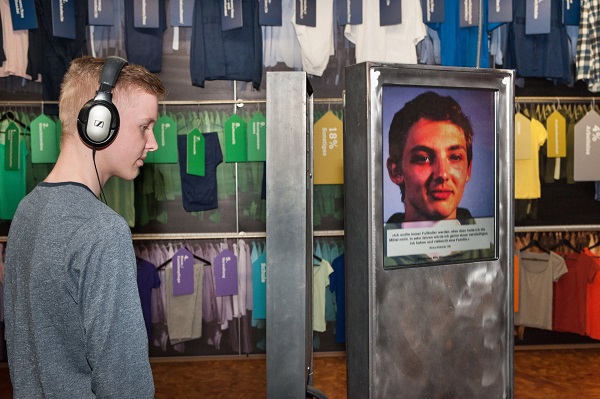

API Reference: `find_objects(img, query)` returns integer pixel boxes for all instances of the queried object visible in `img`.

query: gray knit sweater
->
[4,182,154,398]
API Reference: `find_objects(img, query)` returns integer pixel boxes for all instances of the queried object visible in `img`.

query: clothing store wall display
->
[224,114,248,163]
[190,0,262,89]
[514,250,567,330]
[515,117,547,199]
[51,0,76,39]
[8,0,37,30]
[214,249,238,297]
[259,0,282,26]
[314,110,344,185]
[30,114,59,163]
[345,0,426,65]
[573,109,600,181]
[148,115,178,164]
[177,133,222,212]
[88,0,115,26]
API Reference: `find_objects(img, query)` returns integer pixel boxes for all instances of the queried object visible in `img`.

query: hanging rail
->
[515,225,600,233]
[0,98,345,107]
[515,96,600,104]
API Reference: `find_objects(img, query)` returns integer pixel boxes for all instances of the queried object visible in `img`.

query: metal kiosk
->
[344,63,515,398]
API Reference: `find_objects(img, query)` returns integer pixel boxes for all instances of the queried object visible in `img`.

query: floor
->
[2,348,600,398]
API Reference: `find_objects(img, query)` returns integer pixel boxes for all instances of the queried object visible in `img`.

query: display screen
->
[382,85,497,268]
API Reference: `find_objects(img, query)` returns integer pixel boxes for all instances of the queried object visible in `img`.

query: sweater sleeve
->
[78,214,154,398]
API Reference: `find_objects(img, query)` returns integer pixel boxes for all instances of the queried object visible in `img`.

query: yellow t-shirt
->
[515,118,547,199]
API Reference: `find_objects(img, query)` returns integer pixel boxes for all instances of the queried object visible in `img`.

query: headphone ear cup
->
[77,99,120,149]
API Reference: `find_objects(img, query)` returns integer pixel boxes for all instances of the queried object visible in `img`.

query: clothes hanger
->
[550,237,581,253]
[157,247,211,270]
[0,110,28,129]
[520,238,550,254]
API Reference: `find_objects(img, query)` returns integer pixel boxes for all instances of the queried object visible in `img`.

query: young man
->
[386,91,474,224]
[3,56,166,398]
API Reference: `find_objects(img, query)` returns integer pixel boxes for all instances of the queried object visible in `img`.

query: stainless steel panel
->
[345,63,515,399]
[266,72,314,398]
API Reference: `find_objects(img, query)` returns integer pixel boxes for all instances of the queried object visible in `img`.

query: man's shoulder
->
[387,212,406,224]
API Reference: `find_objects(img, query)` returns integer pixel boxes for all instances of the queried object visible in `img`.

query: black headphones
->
[77,56,129,149]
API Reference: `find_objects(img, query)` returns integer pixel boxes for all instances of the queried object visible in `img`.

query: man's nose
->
[432,157,449,180]
[146,130,159,151]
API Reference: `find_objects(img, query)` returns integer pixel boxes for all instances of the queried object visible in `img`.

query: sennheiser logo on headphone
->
[94,120,105,128]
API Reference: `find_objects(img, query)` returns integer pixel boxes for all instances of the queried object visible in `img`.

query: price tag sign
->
[4,122,21,171]
[247,112,266,162]
[314,111,344,184]
[515,112,533,160]
[172,247,195,296]
[224,114,248,162]
[546,110,566,158]
[573,109,600,181]
[214,249,239,296]
[134,0,160,28]
[30,114,59,163]
[187,129,206,176]
[88,0,115,26]
[148,115,178,163]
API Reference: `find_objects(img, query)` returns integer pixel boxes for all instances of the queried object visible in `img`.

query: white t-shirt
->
[344,0,427,64]
[292,0,335,76]
[262,0,303,69]
[0,0,32,79]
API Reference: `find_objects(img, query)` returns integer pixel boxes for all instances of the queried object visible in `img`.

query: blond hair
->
[58,56,167,146]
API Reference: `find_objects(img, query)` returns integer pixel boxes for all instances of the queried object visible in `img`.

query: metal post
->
[266,72,314,398]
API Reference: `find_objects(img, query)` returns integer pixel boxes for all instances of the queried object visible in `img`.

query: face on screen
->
[388,118,472,222]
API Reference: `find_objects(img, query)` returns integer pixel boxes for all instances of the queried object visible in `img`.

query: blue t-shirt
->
[252,252,267,320]
[136,258,161,341]
[177,132,223,212]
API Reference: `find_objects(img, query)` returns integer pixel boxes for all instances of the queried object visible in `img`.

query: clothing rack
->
[515,225,600,233]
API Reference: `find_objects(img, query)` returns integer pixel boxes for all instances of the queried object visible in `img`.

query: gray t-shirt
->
[4,182,154,398]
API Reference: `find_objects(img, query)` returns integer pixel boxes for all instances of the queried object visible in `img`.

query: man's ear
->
[387,157,404,185]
